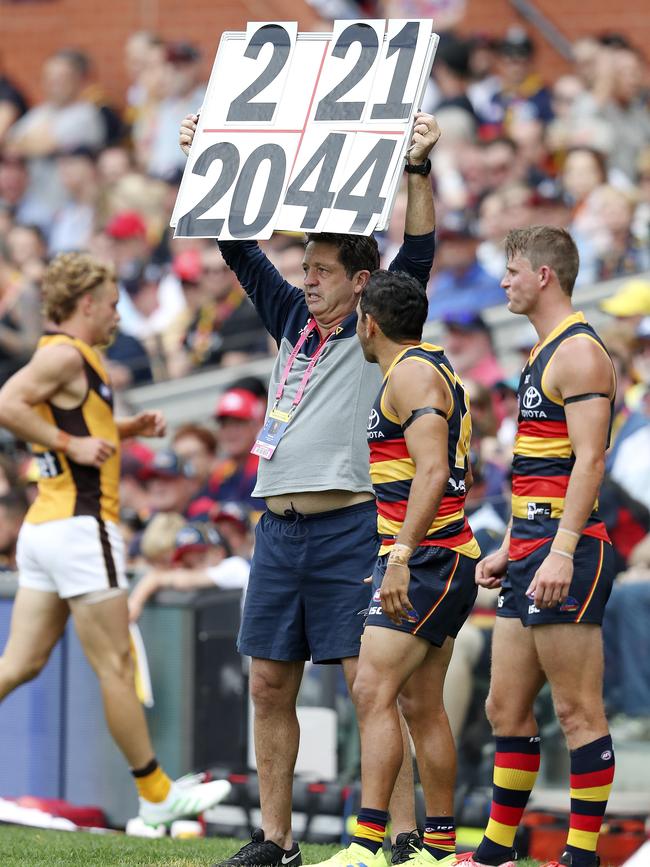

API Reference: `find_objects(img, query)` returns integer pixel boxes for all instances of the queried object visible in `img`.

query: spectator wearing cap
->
[128,520,250,622]
[146,41,206,181]
[442,312,506,387]
[105,209,150,298]
[489,27,553,133]
[210,500,254,559]
[427,222,505,319]
[119,441,155,536]
[140,448,201,516]
[208,387,265,511]
[601,277,650,329]
[106,210,185,352]
[172,246,269,377]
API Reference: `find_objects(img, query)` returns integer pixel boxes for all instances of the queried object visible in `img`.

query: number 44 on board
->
[171,19,438,240]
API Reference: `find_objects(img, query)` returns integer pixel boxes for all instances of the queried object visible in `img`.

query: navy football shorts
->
[498,535,614,626]
[364,545,478,646]
[238,501,378,663]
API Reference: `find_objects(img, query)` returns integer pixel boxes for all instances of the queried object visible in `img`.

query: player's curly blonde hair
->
[42,253,115,324]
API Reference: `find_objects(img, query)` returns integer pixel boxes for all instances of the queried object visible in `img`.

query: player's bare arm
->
[379,360,451,624]
[116,411,166,440]
[129,567,213,622]
[0,343,115,467]
[526,337,615,608]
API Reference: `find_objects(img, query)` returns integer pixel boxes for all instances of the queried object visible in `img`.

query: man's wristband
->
[404,158,431,176]
[550,548,574,560]
[552,528,579,556]
[54,430,71,454]
[388,542,414,565]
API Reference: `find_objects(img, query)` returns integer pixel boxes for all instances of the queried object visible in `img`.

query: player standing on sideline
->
[180,113,440,867]
[311,270,480,867]
[0,253,230,826]
[459,227,616,867]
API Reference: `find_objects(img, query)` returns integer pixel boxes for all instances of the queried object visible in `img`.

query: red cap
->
[105,211,147,240]
[172,249,202,283]
[214,388,261,421]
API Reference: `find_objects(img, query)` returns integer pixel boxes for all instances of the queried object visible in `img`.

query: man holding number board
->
[180,87,439,866]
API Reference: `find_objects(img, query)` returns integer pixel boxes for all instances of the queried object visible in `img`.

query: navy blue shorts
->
[364,546,478,646]
[497,535,614,626]
[238,501,378,663]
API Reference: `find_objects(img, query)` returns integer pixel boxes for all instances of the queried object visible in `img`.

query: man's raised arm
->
[390,112,440,287]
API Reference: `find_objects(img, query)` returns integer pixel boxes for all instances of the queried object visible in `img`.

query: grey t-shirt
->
[218,234,435,497]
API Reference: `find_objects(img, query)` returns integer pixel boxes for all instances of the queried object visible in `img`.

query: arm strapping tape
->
[401,406,447,432]
[564,392,610,405]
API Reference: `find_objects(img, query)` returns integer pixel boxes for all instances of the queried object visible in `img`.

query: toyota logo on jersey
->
[522,386,542,409]
[368,409,380,430]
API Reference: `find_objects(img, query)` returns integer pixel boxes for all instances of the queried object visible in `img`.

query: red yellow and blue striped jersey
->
[510,312,613,561]
[368,343,480,558]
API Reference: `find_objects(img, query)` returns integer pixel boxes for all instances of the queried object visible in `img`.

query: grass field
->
[0,827,542,867]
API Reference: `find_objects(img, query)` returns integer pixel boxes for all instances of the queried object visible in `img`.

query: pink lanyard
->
[274,318,336,410]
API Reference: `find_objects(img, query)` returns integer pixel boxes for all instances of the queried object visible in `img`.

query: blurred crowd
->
[0,16,649,763]
[0,27,649,385]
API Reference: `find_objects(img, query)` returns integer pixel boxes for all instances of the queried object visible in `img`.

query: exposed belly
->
[265,489,374,515]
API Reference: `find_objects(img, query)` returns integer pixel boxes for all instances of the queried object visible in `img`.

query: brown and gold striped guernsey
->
[25,333,120,525]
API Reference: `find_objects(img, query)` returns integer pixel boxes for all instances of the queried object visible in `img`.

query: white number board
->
[171,19,438,239]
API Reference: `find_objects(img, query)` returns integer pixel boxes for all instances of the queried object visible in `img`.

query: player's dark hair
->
[505,225,579,297]
[360,270,428,342]
[305,232,380,277]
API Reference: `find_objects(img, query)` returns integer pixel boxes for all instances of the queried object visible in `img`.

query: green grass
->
[0,826,541,867]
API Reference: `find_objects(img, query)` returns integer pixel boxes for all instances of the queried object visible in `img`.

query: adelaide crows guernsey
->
[25,333,120,525]
[368,343,480,558]
[510,312,612,560]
